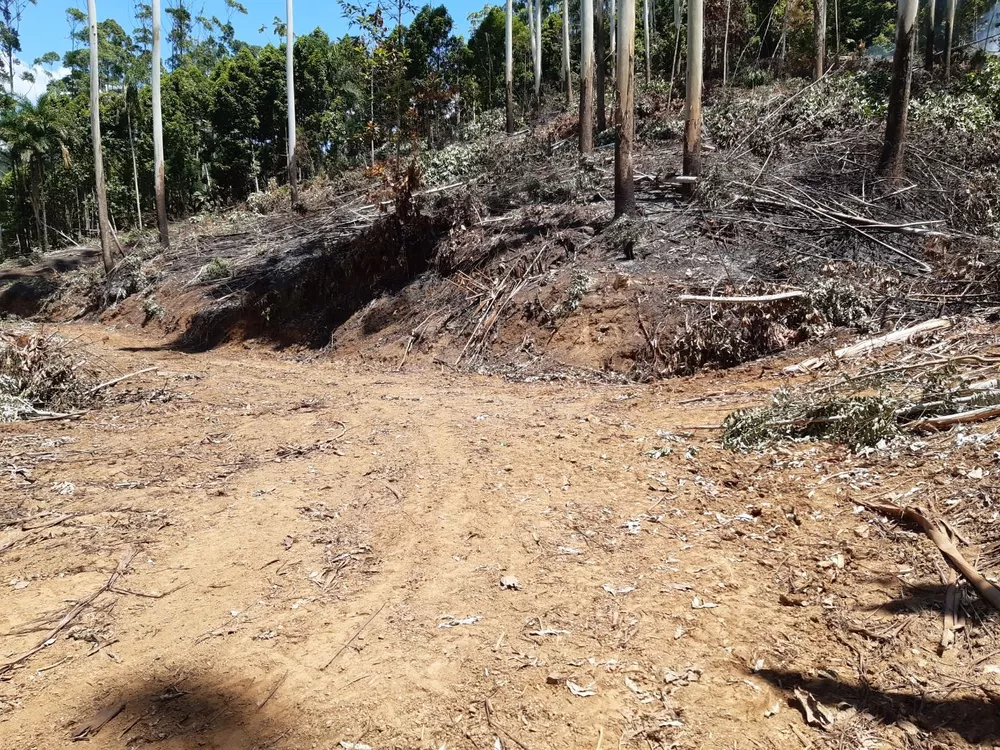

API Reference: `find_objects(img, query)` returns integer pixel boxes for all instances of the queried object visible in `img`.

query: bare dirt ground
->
[2,322,999,750]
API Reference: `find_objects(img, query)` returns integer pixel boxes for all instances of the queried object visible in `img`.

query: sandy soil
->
[1,323,999,750]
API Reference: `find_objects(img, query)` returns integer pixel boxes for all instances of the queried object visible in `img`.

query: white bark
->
[683,0,703,178]
[614,0,636,216]
[581,0,595,151]
[152,0,168,245]
[505,0,514,132]
[643,0,651,83]
[723,0,732,86]
[563,0,573,105]
[286,0,298,204]
[535,0,542,100]
[127,101,142,230]
[87,0,113,272]
[945,0,957,77]
[610,0,617,59]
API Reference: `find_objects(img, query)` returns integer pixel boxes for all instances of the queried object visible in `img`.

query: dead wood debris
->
[0,547,136,675]
[723,320,1000,449]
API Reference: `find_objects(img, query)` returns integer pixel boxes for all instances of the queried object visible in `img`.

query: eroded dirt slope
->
[1,324,998,750]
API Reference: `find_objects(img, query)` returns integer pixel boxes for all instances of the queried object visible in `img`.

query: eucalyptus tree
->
[880,0,919,181]
[87,0,114,272]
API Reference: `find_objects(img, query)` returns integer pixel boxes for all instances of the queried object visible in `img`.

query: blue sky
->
[18,0,487,97]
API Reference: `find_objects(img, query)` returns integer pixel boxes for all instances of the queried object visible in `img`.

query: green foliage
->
[0,2,485,256]
[722,391,900,451]
[806,280,875,332]
[909,92,995,133]
[200,257,231,281]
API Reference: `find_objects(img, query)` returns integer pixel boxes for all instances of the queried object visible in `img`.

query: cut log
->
[679,291,806,304]
[786,318,952,373]
[906,403,1000,431]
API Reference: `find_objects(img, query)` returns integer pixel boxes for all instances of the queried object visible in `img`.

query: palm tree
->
[0,95,68,252]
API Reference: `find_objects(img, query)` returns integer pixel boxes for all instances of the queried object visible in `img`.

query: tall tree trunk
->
[880,0,919,182]
[127,100,143,231]
[506,0,514,133]
[597,0,607,130]
[814,0,826,79]
[667,21,682,103]
[152,0,169,246]
[87,0,114,273]
[684,0,704,179]
[615,0,636,217]
[610,0,617,60]
[580,0,596,153]
[39,163,48,251]
[563,0,573,107]
[945,0,956,77]
[29,158,47,251]
[779,0,790,62]
[834,0,840,56]
[723,0,732,85]
[535,0,543,108]
[643,0,651,83]
[527,0,538,110]
[286,0,299,206]
[925,0,935,71]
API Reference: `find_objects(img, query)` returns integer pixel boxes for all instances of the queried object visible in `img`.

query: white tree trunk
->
[615,0,636,216]
[723,0,732,85]
[87,0,113,272]
[643,0,651,83]
[127,100,142,231]
[683,0,703,178]
[535,0,542,102]
[610,0,617,60]
[506,0,514,132]
[563,0,573,106]
[152,0,168,245]
[945,0,957,78]
[581,0,595,152]
[596,0,607,129]
[286,0,299,205]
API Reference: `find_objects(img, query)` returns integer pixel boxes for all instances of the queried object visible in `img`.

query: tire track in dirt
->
[5,324,996,749]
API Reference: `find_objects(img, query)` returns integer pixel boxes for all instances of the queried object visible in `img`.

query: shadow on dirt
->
[0,277,60,318]
[864,581,951,614]
[176,212,450,352]
[756,668,1000,744]
[73,671,291,749]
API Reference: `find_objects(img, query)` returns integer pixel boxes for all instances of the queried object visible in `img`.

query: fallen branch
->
[787,318,953,372]
[906,403,1000,431]
[0,547,136,675]
[939,566,962,654]
[859,502,1000,611]
[679,290,806,304]
[321,602,387,670]
[88,366,157,394]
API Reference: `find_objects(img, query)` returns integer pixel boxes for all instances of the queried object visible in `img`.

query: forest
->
[1,0,996,260]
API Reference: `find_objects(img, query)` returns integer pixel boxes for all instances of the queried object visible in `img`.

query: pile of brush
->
[0,328,99,421]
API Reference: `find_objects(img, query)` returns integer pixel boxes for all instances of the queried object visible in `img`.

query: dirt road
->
[1,324,997,749]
